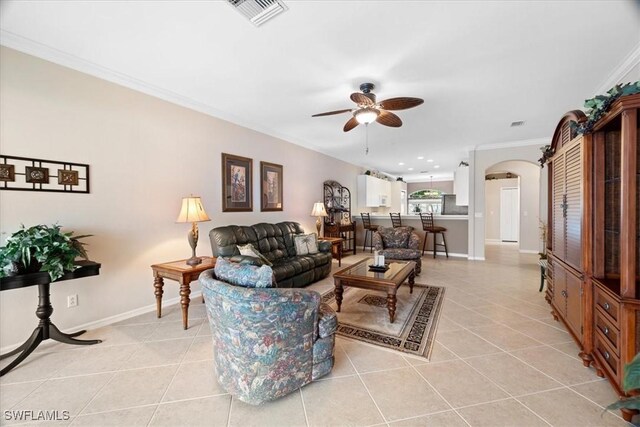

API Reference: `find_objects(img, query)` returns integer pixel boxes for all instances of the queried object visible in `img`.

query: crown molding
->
[473,137,550,151]
[595,41,640,95]
[0,29,309,151]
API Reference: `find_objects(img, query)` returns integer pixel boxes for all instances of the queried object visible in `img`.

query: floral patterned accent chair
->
[199,258,337,405]
[373,226,422,275]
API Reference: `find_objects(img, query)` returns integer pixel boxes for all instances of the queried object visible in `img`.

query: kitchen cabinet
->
[390,181,407,213]
[357,175,391,207]
[454,164,469,206]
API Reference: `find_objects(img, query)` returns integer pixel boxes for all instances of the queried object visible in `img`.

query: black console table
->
[0,261,102,376]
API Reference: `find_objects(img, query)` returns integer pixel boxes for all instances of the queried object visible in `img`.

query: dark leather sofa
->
[209,221,332,288]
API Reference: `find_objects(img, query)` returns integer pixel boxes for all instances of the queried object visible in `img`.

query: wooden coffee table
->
[332,258,416,323]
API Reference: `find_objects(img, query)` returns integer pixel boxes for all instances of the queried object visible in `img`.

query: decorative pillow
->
[237,243,273,267]
[294,233,319,255]
[214,257,273,288]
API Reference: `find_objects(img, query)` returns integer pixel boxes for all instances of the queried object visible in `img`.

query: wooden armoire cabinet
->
[547,93,640,421]
[547,110,592,360]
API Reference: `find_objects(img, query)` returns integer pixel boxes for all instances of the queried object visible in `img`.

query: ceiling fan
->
[312,83,424,132]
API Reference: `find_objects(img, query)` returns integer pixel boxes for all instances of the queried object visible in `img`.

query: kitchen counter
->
[363,214,468,220]
[351,214,469,257]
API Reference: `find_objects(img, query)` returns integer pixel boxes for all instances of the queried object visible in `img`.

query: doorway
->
[500,187,519,242]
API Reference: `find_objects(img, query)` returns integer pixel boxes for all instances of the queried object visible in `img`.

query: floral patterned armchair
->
[373,226,422,275]
[199,258,336,405]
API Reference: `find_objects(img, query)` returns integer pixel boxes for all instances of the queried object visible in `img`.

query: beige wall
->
[0,47,360,349]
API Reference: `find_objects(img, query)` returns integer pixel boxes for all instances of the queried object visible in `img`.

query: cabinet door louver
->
[553,155,566,259]
[561,122,572,147]
[565,143,583,270]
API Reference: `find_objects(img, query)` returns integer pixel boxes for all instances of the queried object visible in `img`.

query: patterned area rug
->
[322,283,445,361]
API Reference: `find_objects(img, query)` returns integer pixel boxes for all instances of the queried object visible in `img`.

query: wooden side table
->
[319,237,343,266]
[151,257,216,330]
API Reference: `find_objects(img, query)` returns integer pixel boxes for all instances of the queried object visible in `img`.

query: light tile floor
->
[0,245,632,426]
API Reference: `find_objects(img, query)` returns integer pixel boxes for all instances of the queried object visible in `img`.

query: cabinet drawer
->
[594,311,620,356]
[594,286,620,324]
[594,333,620,378]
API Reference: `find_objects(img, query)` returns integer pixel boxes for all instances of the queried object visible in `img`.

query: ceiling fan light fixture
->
[354,107,380,124]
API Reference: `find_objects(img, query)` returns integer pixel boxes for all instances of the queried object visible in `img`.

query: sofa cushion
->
[294,234,318,255]
[237,243,273,266]
[380,248,422,260]
[252,223,290,261]
[214,257,273,288]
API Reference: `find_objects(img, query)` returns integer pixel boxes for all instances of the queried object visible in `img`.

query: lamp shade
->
[354,107,380,124]
[310,202,328,217]
[176,196,211,223]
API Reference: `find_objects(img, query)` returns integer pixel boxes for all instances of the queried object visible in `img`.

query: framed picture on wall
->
[222,153,253,212]
[260,161,283,212]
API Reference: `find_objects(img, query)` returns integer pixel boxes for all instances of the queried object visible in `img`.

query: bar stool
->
[390,213,402,228]
[361,213,379,253]
[419,213,449,258]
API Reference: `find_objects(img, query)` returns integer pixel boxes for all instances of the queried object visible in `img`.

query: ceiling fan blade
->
[311,109,353,117]
[377,110,403,127]
[378,97,424,111]
[343,116,360,132]
[350,92,374,106]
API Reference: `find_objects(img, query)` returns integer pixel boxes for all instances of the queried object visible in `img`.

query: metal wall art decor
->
[260,161,283,212]
[222,153,253,212]
[0,155,90,193]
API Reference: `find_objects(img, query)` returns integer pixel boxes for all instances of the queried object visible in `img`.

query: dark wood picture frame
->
[0,164,15,182]
[222,153,253,212]
[25,167,49,184]
[260,161,283,212]
[58,169,79,186]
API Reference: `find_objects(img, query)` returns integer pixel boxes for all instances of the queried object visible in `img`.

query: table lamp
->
[176,196,211,266]
[310,202,328,237]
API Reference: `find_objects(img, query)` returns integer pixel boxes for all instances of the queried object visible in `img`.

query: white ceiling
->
[1,1,639,181]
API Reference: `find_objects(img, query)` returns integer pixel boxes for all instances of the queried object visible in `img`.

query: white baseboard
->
[421,251,468,259]
[519,249,540,254]
[467,257,486,261]
[0,291,202,354]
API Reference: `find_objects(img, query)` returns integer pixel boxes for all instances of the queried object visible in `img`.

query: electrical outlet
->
[67,294,78,308]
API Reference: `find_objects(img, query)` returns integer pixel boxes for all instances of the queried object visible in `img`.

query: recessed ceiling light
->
[398,162,404,166]
[434,165,440,169]
[427,159,434,163]
[408,167,414,171]
[417,156,424,160]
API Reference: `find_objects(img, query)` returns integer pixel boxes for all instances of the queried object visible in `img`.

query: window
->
[408,189,443,214]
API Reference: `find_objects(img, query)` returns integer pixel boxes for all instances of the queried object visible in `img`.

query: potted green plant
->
[538,220,548,260]
[0,224,91,281]
[607,353,640,413]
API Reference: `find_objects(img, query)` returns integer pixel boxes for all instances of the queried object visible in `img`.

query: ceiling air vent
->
[510,120,526,127]
[227,0,288,26]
